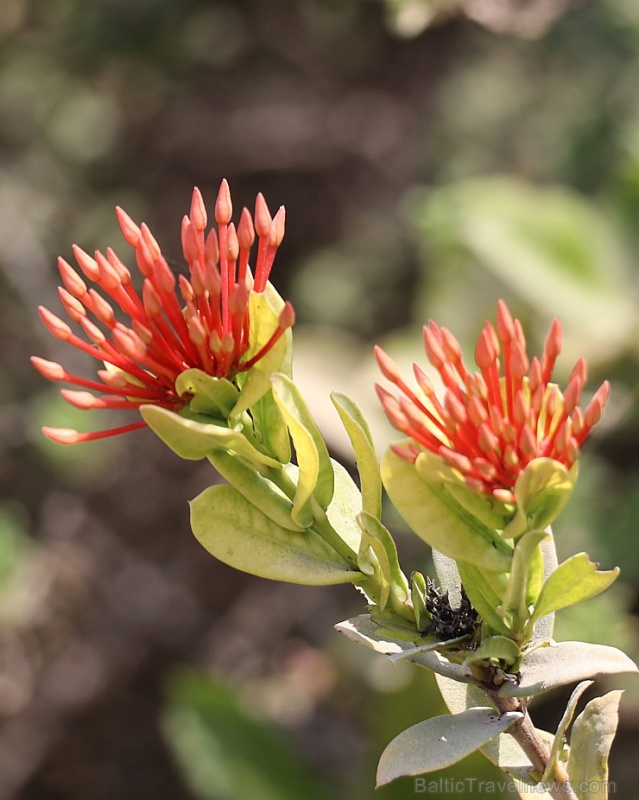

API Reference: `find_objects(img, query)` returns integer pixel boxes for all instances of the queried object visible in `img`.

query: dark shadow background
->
[2,1,639,798]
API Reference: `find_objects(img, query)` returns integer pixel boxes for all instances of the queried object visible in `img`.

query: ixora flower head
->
[32,181,294,445]
[375,301,610,540]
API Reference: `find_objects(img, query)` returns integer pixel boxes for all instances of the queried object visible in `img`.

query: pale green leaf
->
[499,642,638,699]
[190,485,358,586]
[330,392,382,519]
[381,448,512,572]
[529,553,619,626]
[416,450,513,530]
[141,405,280,466]
[568,691,623,800]
[325,459,363,554]
[376,708,522,787]
[271,373,334,526]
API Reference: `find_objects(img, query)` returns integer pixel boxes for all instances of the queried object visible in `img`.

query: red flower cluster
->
[32,181,294,443]
[375,301,609,502]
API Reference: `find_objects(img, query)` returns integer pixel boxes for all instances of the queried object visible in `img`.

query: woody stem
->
[488,692,578,800]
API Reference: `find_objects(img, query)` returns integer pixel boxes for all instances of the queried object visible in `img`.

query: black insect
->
[422,577,480,640]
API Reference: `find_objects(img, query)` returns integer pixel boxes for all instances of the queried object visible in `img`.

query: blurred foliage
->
[163,670,336,800]
[2,0,639,798]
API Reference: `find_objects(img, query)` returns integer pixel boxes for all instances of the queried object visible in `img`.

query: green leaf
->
[207,450,305,532]
[356,511,410,615]
[376,707,522,787]
[190,485,358,586]
[499,642,638,699]
[175,369,239,419]
[541,680,593,785]
[330,392,382,518]
[568,691,623,800]
[381,448,512,573]
[503,459,577,539]
[141,405,281,467]
[528,553,619,628]
[271,373,334,527]
[232,285,293,417]
[457,561,512,638]
[162,670,334,800]
[463,636,521,669]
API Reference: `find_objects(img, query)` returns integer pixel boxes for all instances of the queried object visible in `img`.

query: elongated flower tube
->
[32,181,294,444]
[375,301,609,504]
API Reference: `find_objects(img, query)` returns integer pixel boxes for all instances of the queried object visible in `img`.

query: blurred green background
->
[2,1,639,798]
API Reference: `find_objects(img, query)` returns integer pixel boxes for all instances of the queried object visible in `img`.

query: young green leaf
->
[271,373,334,527]
[568,690,623,800]
[190,485,358,586]
[528,553,619,628]
[463,636,521,669]
[175,369,239,418]
[457,561,512,638]
[331,392,382,518]
[503,459,577,539]
[376,708,522,787]
[356,511,410,616]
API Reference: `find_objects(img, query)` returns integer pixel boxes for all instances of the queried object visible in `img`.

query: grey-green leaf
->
[376,708,522,787]
[335,614,475,684]
[542,681,593,785]
[435,674,556,796]
[499,642,638,698]
[568,690,623,800]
